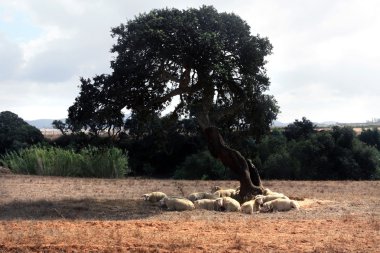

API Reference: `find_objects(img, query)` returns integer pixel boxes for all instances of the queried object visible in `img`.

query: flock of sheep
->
[142,185,300,214]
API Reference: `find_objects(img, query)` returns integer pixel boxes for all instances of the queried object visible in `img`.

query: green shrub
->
[173,150,229,180]
[262,152,299,179]
[0,111,44,154]
[79,147,128,178]
[0,146,129,178]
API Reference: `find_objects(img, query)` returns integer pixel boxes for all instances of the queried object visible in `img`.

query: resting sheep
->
[260,199,299,212]
[241,199,261,214]
[194,199,223,211]
[220,197,241,212]
[263,188,287,197]
[255,194,289,205]
[187,192,217,202]
[211,186,222,193]
[142,192,167,203]
[213,189,237,198]
[160,197,195,211]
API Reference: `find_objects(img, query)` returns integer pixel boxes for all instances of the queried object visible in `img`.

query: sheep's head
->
[214,198,223,211]
[211,186,222,193]
[142,194,150,201]
[255,197,264,205]
[159,197,168,207]
[261,202,272,212]
[263,188,273,196]
[291,200,300,210]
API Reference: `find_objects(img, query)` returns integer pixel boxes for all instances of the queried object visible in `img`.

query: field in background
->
[40,126,380,140]
[1,173,379,252]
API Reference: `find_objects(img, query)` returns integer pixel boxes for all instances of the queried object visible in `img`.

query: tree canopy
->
[0,111,44,154]
[68,6,278,137]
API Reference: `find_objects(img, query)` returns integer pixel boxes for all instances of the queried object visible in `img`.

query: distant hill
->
[26,119,64,129]
[26,118,378,130]
[271,120,288,127]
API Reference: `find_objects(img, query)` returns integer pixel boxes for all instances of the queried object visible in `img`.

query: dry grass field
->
[0,172,379,252]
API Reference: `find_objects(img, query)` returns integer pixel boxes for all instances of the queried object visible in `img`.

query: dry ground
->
[0,173,379,252]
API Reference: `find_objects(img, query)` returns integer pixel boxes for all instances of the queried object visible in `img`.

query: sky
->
[0,0,379,123]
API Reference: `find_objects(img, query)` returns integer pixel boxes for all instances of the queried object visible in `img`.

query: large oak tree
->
[69,6,278,200]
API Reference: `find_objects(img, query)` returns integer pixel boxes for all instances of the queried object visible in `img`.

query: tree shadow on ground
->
[0,199,163,220]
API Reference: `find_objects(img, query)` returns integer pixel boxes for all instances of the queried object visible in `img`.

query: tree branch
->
[147,68,202,109]
[212,80,247,122]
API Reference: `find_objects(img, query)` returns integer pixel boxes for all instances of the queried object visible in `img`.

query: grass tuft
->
[0,146,129,178]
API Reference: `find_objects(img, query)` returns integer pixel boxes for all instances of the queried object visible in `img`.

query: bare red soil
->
[1,174,379,252]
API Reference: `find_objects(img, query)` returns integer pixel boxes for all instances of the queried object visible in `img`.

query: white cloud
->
[0,34,23,80]
[0,0,379,123]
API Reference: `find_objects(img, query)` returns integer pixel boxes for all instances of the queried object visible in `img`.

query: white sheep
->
[260,199,300,212]
[160,197,195,211]
[187,192,217,202]
[193,199,222,211]
[263,188,287,197]
[211,185,222,193]
[211,185,240,193]
[241,199,261,214]
[142,192,167,203]
[221,197,241,212]
[255,194,289,205]
[213,189,237,198]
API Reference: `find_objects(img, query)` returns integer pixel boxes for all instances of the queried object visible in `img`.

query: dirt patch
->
[0,174,379,252]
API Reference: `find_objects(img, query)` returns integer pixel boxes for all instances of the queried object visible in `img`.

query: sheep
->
[160,197,195,211]
[260,199,300,213]
[187,192,218,202]
[255,194,289,205]
[241,199,261,214]
[142,192,167,203]
[211,185,240,193]
[193,199,222,211]
[263,188,287,197]
[211,185,222,193]
[221,197,241,212]
[213,189,237,198]
[214,198,224,211]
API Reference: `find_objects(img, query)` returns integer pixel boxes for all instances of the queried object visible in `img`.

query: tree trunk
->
[203,126,263,202]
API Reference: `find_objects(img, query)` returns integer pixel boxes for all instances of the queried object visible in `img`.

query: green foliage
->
[68,6,277,141]
[120,115,205,177]
[173,150,230,180]
[79,147,128,178]
[359,127,380,151]
[0,111,44,154]
[351,139,380,179]
[1,146,129,178]
[284,117,316,141]
[262,152,299,179]
[256,123,380,180]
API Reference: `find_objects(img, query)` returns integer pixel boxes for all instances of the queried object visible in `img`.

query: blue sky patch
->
[0,9,42,42]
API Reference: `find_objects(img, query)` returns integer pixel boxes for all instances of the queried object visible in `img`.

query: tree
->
[284,117,316,141]
[52,120,70,135]
[69,6,278,200]
[359,127,380,151]
[68,76,124,136]
[0,111,44,154]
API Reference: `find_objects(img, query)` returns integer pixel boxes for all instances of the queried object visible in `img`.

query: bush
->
[262,152,299,179]
[79,147,129,178]
[0,111,44,154]
[359,127,380,151]
[0,146,129,178]
[173,150,230,180]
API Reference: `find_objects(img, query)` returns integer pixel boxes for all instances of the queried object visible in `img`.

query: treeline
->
[1,111,379,180]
